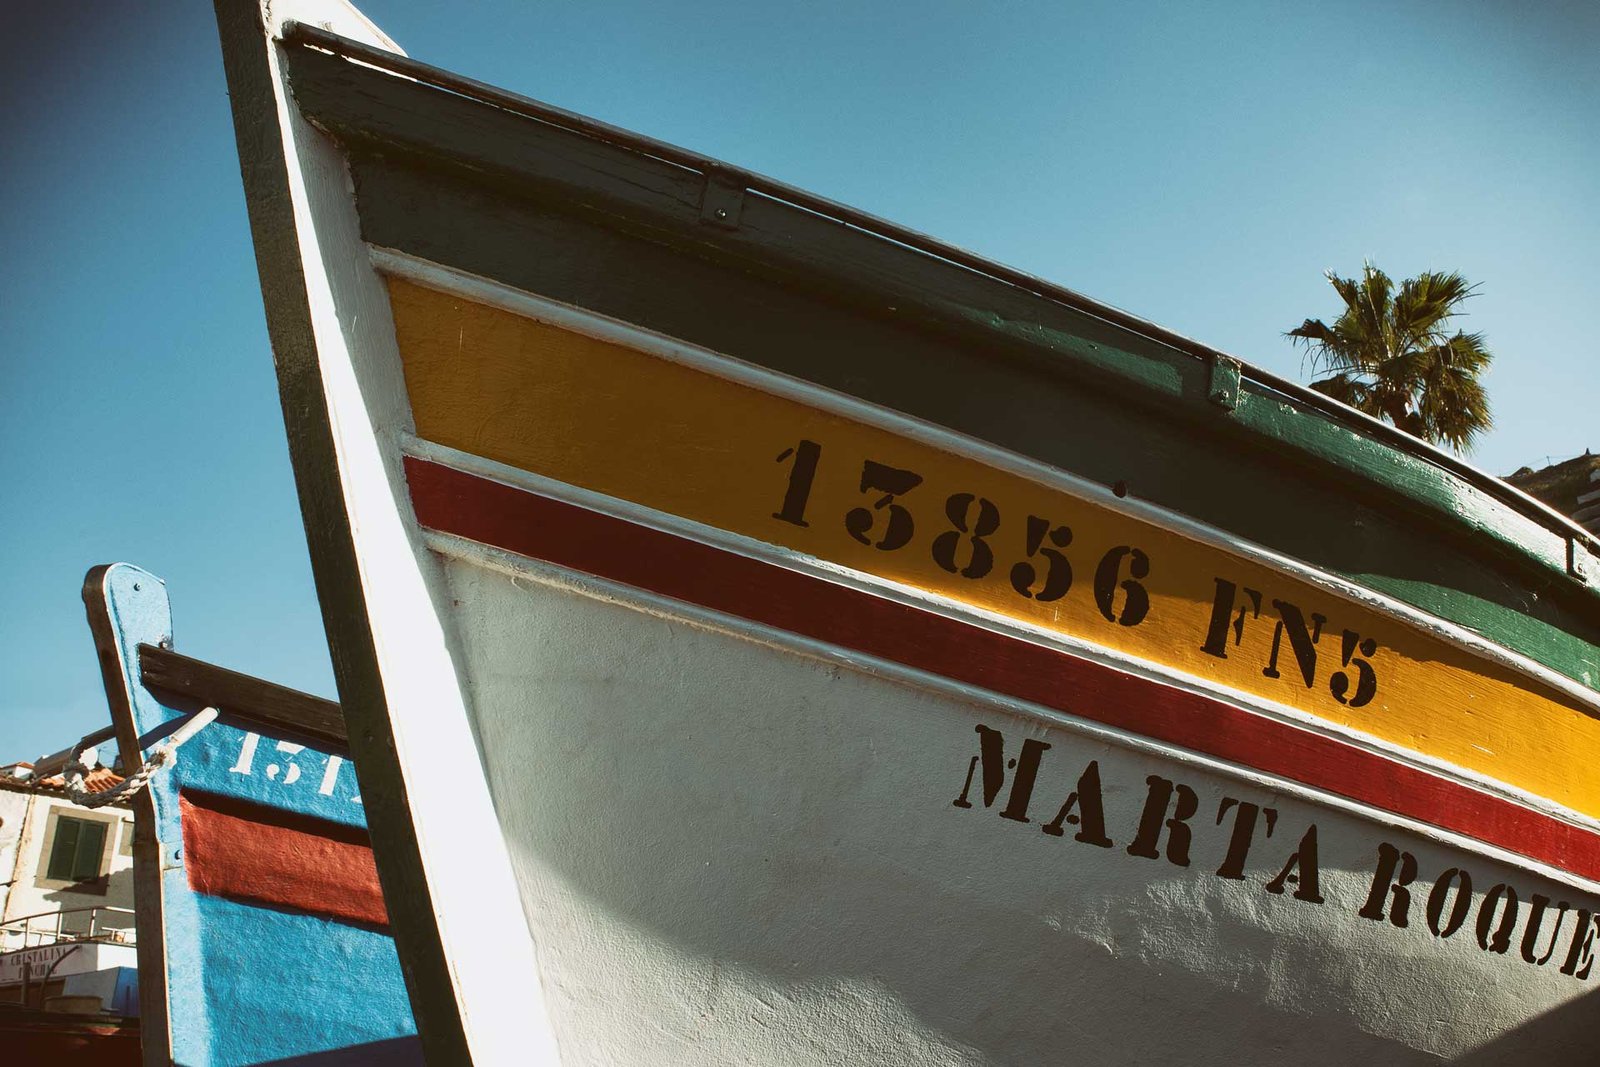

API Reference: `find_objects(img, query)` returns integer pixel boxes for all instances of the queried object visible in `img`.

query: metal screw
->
[133,583,141,591]
[715,208,728,220]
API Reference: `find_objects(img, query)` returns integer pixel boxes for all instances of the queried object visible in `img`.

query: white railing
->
[0,905,136,952]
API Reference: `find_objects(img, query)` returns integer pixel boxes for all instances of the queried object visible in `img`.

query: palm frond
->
[1286,317,1362,376]
[1308,372,1371,411]
[1290,265,1495,453]
[1392,272,1477,355]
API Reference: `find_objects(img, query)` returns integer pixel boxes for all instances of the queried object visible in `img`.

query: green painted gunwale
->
[279,27,1600,694]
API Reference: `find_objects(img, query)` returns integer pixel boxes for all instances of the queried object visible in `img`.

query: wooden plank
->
[278,43,1600,686]
[81,566,171,1066]
[209,1,483,1061]
[349,161,1600,692]
[274,19,1596,565]
[276,35,1600,619]
[282,43,1219,404]
[404,456,1600,882]
[386,280,1600,818]
[31,725,117,779]
[136,645,347,751]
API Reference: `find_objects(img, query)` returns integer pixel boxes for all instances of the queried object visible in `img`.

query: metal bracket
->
[1208,354,1242,411]
[1569,537,1594,584]
[700,171,746,230]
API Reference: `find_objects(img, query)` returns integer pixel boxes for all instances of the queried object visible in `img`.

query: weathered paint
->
[215,3,1600,1062]
[179,792,389,929]
[435,546,1600,1063]
[85,563,419,1066]
[388,278,1600,823]
[210,1,553,1062]
[280,38,1600,695]
[404,456,1600,884]
[191,895,416,1067]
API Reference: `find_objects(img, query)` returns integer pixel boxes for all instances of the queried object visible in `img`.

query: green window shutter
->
[46,817,107,882]
[46,818,82,880]
[72,820,107,881]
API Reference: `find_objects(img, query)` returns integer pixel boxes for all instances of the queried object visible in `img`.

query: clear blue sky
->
[2,0,1595,762]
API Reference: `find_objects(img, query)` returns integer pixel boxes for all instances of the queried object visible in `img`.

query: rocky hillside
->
[1506,451,1600,532]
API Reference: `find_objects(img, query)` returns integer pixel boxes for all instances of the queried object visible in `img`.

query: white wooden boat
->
[213,1,1600,1062]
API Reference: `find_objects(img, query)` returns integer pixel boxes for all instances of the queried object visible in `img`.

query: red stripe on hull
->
[179,791,389,928]
[403,455,1600,883]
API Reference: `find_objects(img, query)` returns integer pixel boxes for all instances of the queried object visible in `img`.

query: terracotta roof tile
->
[36,766,125,794]
[0,761,125,800]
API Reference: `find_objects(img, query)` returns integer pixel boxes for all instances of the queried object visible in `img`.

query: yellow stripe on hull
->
[386,276,1600,820]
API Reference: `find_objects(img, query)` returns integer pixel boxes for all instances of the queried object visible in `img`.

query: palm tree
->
[1287,264,1493,452]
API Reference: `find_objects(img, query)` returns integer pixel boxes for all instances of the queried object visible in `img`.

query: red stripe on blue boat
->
[180,790,389,928]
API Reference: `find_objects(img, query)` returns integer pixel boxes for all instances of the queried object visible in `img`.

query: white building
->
[0,759,137,1013]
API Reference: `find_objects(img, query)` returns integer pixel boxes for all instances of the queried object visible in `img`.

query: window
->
[45,815,108,883]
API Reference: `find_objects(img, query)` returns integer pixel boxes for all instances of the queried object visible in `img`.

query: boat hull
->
[83,564,421,1066]
[431,535,1598,1065]
[208,3,1600,1061]
[0,1008,140,1066]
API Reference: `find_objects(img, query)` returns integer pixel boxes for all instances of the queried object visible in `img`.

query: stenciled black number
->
[1330,629,1380,708]
[845,461,924,550]
[1009,515,1073,601]
[932,493,1000,579]
[772,440,822,527]
[1093,546,1151,627]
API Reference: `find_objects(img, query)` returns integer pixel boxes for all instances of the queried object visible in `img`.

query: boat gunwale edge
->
[279,19,1600,594]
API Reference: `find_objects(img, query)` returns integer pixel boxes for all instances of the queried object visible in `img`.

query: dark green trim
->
[280,36,1599,693]
[366,162,1600,691]
[276,30,1598,563]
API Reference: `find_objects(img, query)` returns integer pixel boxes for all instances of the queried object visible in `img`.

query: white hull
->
[442,545,1598,1065]
[208,3,1600,1061]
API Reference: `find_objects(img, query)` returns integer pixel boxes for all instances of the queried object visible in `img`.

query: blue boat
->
[83,563,421,1066]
